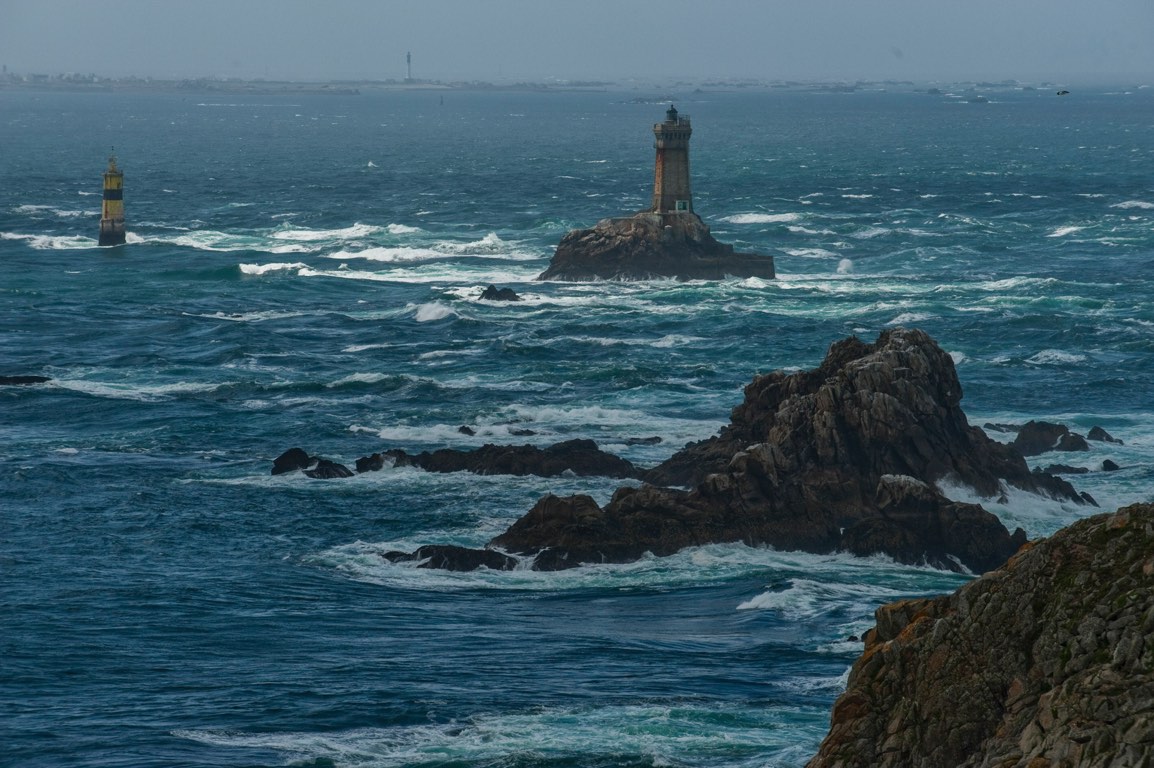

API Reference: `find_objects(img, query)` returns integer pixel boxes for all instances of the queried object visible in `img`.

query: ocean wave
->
[720,212,801,224]
[174,699,825,768]
[14,204,94,218]
[269,222,384,241]
[782,247,839,259]
[238,262,308,275]
[886,311,935,326]
[1046,225,1085,238]
[51,378,222,402]
[1,232,98,250]
[1026,349,1088,366]
[412,302,457,322]
[1110,200,1154,210]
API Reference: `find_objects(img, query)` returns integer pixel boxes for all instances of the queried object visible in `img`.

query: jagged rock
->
[382,544,517,571]
[1088,425,1123,444]
[271,447,313,475]
[537,212,775,281]
[806,503,1154,768]
[303,458,354,479]
[355,453,386,473]
[1102,459,1121,472]
[625,436,663,446]
[479,284,521,301]
[0,375,50,385]
[1013,420,1089,456]
[488,329,1082,573]
[386,439,641,479]
[840,475,1027,573]
[1042,464,1090,475]
[458,425,476,436]
[510,428,536,437]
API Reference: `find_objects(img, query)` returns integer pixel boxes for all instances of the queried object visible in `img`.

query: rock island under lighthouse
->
[537,106,775,281]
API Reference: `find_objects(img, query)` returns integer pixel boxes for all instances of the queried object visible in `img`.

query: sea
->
[2,83,1152,768]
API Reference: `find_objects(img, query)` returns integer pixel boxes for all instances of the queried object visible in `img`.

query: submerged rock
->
[0,375,50,386]
[1088,425,1123,444]
[383,544,517,572]
[479,284,521,301]
[807,502,1154,768]
[387,439,641,479]
[537,212,775,281]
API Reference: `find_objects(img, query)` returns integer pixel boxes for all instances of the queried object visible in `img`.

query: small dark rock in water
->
[356,453,386,473]
[1041,464,1090,475]
[625,436,663,446]
[847,635,860,643]
[510,428,536,437]
[479,284,521,301]
[387,438,640,480]
[0,375,51,385]
[1087,425,1123,444]
[272,447,313,475]
[304,458,355,479]
[1080,491,1099,506]
[458,425,476,436]
[383,544,517,571]
[1012,420,1088,456]
[1102,459,1121,472]
[981,422,1020,434]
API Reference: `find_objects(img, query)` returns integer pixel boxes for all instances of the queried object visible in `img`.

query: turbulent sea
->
[2,85,1153,767]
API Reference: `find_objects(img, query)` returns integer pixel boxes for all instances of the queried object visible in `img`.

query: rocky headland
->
[536,212,775,281]
[388,328,1090,573]
[807,502,1154,768]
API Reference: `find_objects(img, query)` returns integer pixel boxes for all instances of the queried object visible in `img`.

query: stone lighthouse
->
[651,105,692,214]
[98,154,126,246]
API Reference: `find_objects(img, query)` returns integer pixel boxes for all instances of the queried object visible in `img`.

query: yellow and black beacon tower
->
[652,105,693,214]
[98,154,126,246]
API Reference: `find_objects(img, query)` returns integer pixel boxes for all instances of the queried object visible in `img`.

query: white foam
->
[1,232,98,250]
[852,226,890,239]
[841,194,874,199]
[328,372,391,387]
[51,378,221,402]
[1110,200,1154,210]
[1047,225,1085,238]
[238,262,307,275]
[887,312,934,326]
[783,248,838,259]
[720,212,801,224]
[387,223,422,234]
[412,302,456,322]
[270,223,383,242]
[1026,349,1087,366]
[324,246,445,263]
[836,259,854,274]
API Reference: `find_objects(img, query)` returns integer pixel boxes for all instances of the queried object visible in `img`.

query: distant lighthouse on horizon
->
[651,105,693,214]
[98,154,126,246]
[405,51,412,82]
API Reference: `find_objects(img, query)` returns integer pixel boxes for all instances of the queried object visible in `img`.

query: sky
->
[2,0,1152,84]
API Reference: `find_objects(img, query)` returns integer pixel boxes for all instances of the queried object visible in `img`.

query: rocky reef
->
[536,212,775,281]
[807,502,1154,768]
[389,328,1089,573]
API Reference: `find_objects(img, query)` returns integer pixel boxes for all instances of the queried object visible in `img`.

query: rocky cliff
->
[807,502,1154,768]
[536,212,775,281]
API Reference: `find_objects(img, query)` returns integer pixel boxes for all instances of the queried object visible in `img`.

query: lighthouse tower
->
[651,105,692,214]
[98,154,126,246]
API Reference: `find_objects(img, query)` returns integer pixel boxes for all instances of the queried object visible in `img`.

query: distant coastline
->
[2,70,1124,96]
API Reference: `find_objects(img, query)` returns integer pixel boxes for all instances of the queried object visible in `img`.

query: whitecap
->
[851,226,890,239]
[1025,349,1087,366]
[1,232,98,250]
[886,312,934,326]
[270,222,383,242]
[238,262,307,275]
[387,223,421,234]
[1110,200,1154,210]
[783,248,838,259]
[1046,225,1085,238]
[413,302,456,322]
[719,212,800,224]
[836,259,854,274]
[841,194,874,199]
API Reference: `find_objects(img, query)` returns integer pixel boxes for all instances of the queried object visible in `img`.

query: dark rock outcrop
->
[303,458,354,479]
[807,503,1154,768]
[479,284,521,301]
[1013,420,1089,456]
[355,453,385,473]
[537,212,775,281]
[383,544,517,571]
[0,375,50,385]
[272,447,313,475]
[387,438,641,480]
[486,328,1085,574]
[1088,425,1123,444]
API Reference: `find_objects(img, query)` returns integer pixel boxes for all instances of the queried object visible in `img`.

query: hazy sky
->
[2,0,1152,84]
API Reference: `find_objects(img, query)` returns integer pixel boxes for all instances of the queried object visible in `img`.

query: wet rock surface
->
[379,439,641,479]
[807,502,1154,768]
[424,328,1086,573]
[537,212,775,281]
